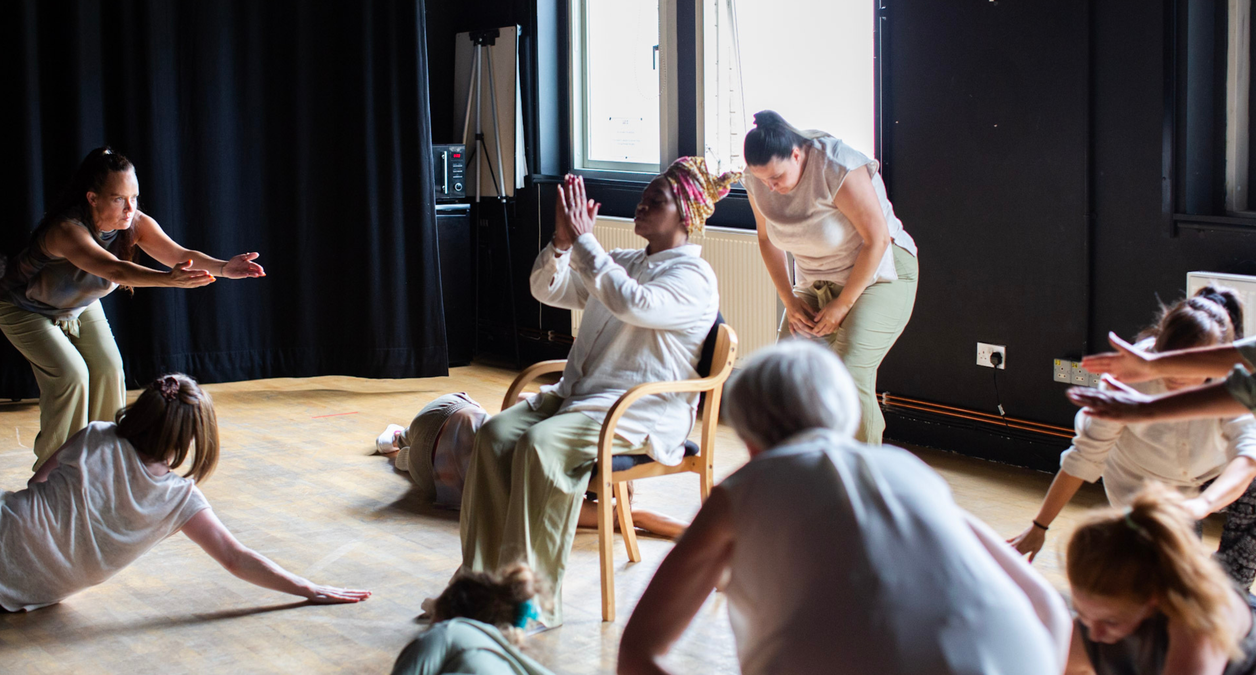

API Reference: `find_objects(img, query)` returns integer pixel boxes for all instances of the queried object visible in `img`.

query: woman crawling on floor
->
[0,373,370,612]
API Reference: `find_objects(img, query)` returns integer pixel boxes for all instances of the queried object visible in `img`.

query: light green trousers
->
[0,300,126,470]
[780,245,918,445]
[459,393,644,627]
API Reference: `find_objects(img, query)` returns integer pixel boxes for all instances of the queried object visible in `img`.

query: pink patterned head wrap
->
[662,157,742,234]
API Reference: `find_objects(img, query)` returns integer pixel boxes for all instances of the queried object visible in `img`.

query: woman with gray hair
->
[618,341,1072,675]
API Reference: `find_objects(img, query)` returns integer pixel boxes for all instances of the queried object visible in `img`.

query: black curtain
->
[4,0,447,395]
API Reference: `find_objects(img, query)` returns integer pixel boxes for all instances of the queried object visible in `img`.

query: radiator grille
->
[570,217,779,364]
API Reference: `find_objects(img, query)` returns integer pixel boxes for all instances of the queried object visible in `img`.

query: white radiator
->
[570,217,779,364]
[1187,271,1256,339]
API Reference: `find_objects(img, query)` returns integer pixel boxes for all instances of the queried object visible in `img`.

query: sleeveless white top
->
[743,134,917,286]
[718,429,1059,675]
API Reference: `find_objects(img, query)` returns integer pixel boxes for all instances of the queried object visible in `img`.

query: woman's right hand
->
[168,260,216,288]
[784,295,818,336]
[1008,524,1047,562]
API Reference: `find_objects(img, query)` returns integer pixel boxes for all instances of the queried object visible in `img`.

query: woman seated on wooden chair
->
[374,394,686,538]
[456,158,739,628]
[618,341,1073,675]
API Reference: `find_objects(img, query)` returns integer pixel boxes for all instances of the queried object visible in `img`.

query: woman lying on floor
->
[392,562,554,675]
[1065,483,1256,674]
[1011,287,1256,588]
[376,394,687,539]
[0,374,370,612]
[618,341,1071,675]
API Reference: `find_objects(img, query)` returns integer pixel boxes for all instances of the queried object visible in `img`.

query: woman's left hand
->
[304,584,372,604]
[811,298,851,337]
[222,252,266,279]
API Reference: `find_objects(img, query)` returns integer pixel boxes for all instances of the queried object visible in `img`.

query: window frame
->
[569,0,680,175]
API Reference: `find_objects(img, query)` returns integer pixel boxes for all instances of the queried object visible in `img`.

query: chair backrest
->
[695,312,725,378]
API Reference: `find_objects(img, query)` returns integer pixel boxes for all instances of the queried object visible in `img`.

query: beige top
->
[0,422,210,611]
[743,134,917,286]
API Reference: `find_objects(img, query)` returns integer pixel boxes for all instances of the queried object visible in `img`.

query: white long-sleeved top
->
[1061,341,1256,505]
[528,233,719,465]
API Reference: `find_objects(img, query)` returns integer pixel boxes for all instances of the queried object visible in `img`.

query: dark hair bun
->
[752,110,788,128]
[1194,285,1246,340]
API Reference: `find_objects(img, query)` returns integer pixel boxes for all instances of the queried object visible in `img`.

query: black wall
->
[428,0,1256,471]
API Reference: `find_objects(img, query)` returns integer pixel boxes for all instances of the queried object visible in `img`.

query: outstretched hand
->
[1007,525,1046,562]
[222,252,266,279]
[1067,375,1153,421]
[1080,332,1157,383]
[169,260,216,288]
[304,585,372,605]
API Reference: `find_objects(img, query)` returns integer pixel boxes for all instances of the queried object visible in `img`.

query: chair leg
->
[614,482,642,563]
[598,480,616,622]
[699,465,714,502]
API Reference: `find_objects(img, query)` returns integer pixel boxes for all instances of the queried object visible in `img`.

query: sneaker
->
[376,424,404,455]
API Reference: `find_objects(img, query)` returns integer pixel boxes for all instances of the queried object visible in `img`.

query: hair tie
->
[159,376,179,402]
[1122,506,1151,541]
[513,598,539,628]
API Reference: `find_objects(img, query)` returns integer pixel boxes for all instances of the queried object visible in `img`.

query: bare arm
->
[133,213,265,279]
[1185,456,1256,520]
[965,511,1073,669]
[1008,471,1085,561]
[1064,624,1097,675]
[1082,332,1246,383]
[748,191,815,336]
[28,448,66,486]
[1162,614,1229,675]
[1069,379,1250,423]
[42,219,214,288]
[618,488,734,675]
[811,167,891,337]
[181,509,370,604]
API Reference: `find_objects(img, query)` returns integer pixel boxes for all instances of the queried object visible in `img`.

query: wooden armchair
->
[501,320,738,621]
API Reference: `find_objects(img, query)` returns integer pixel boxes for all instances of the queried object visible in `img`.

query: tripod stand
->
[460,28,521,368]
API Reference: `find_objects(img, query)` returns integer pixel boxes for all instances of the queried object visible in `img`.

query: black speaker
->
[436,203,473,366]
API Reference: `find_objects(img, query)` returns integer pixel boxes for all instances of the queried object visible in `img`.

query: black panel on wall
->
[879,0,1091,455]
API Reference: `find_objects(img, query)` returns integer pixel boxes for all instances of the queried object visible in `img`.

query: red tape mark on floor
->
[312,412,360,419]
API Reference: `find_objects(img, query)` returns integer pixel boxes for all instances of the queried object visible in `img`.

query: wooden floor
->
[0,364,1208,673]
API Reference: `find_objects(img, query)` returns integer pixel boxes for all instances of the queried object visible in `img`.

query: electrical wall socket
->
[977,342,1006,369]
[1053,359,1070,383]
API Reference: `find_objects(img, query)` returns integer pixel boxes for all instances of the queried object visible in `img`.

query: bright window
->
[573,0,662,172]
[702,0,876,175]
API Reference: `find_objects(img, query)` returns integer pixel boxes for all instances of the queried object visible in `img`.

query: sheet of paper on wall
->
[453,25,528,200]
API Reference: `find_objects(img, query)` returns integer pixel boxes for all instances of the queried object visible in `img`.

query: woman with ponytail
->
[742,111,918,445]
[392,563,555,675]
[1065,483,1256,674]
[1071,291,1256,424]
[0,374,369,612]
[1011,287,1256,588]
[0,147,265,471]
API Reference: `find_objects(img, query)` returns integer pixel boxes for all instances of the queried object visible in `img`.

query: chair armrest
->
[502,360,568,410]
[595,369,734,475]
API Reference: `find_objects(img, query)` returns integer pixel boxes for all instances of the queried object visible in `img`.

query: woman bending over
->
[1065,484,1256,674]
[0,374,368,612]
[1072,303,1256,423]
[1012,287,1256,587]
